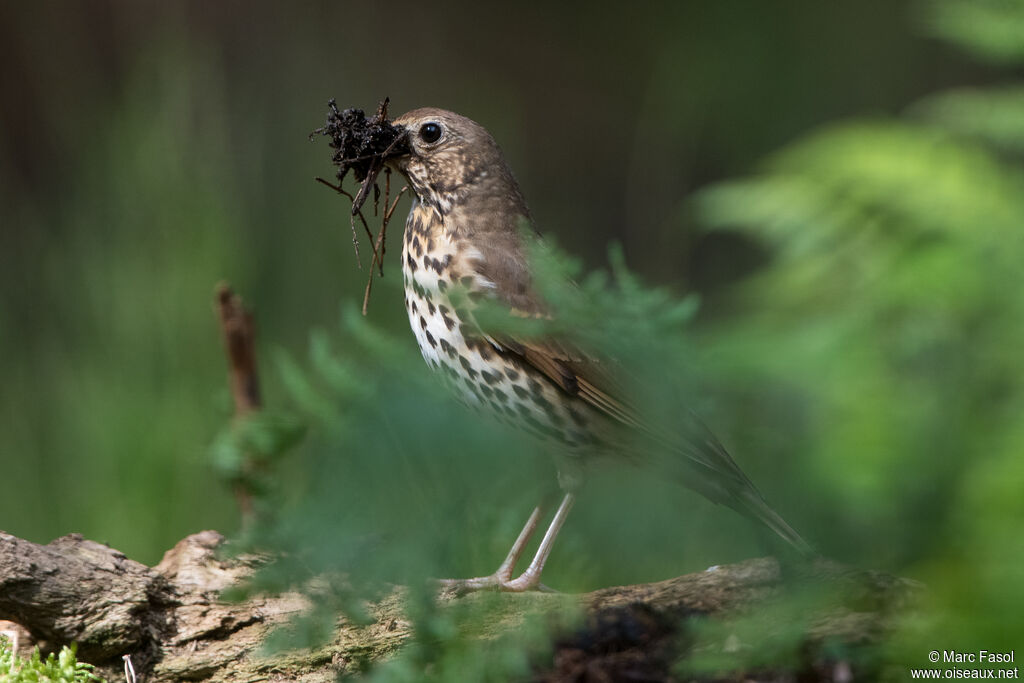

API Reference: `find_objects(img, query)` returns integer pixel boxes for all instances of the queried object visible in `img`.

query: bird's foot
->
[437,570,556,597]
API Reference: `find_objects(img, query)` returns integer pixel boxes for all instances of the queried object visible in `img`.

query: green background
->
[2,2,1022,672]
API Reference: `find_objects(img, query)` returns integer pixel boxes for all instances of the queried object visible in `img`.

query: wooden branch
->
[215,284,262,415]
[214,284,263,523]
[0,531,170,667]
[0,530,920,682]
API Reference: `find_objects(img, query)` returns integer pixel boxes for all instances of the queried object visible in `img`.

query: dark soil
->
[311,97,411,313]
[311,98,408,215]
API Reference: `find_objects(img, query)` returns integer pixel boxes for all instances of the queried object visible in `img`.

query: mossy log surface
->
[0,530,918,681]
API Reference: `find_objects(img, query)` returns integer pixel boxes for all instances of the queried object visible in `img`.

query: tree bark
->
[0,530,918,682]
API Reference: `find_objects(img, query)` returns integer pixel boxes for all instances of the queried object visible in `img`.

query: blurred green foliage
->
[921,0,1024,64]
[234,262,720,679]
[690,2,1024,673]
[230,304,573,680]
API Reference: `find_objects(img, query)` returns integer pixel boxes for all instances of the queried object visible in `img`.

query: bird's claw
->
[437,571,556,596]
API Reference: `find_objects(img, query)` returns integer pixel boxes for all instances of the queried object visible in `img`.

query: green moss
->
[0,636,105,683]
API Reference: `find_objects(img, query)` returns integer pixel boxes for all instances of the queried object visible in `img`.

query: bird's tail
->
[737,489,815,558]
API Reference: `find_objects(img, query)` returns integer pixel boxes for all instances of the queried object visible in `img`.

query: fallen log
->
[0,530,918,681]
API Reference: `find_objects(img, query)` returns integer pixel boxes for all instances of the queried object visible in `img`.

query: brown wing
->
[491,329,764,493]
[470,234,758,493]
[488,332,648,434]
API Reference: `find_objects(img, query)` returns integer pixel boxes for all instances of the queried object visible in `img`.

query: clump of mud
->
[312,98,408,214]
[312,98,410,314]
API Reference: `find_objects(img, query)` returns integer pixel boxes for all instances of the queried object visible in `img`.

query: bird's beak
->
[385,123,412,157]
[382,126,412,172]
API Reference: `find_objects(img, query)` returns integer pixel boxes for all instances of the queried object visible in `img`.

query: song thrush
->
[384,108,811,592]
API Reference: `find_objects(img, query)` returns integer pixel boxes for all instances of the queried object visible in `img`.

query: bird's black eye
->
[419,122,442,144]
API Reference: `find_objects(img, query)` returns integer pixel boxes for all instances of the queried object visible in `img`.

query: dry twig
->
[214,284,262,522]
[311,98,411,313]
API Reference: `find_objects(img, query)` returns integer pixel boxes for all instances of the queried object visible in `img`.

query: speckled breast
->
[400,202,597,453]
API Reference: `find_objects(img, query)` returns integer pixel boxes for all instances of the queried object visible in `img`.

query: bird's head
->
[387,108,524,216]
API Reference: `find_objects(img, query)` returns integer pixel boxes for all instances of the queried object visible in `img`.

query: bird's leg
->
[503,492,575,592]
[494,504,545,581]
[440,489,584,594]
[439,492,576,594]
[438,504,546,592]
